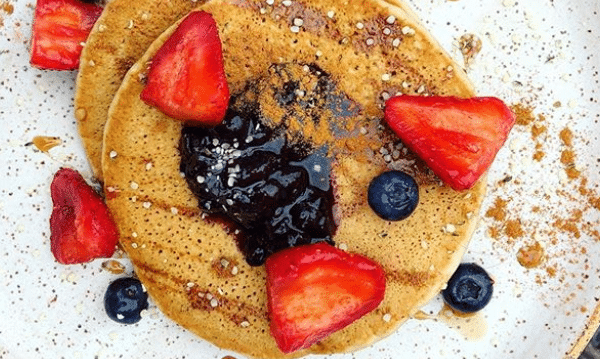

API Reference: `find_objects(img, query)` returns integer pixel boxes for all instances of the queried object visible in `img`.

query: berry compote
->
[180,64,339,266]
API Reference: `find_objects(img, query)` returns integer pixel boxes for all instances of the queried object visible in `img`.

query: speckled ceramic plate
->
[1,0,599,358]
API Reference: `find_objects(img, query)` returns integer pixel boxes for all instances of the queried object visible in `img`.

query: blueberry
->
[442,263,494,313]
[367,170,419,221]
[104,277,149,324]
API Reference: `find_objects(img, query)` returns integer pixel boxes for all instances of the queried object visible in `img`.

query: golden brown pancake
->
[100,0,485,357]
[74,0,201,181]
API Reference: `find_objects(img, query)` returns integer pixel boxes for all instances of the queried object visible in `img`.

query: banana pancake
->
[101,0,485,357]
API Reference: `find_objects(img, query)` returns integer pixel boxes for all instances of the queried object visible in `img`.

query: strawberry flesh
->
[384,95,515,190]
[30,0,103,70]
[50,168,119,264]
[140,11,230,126]
[266,242,386,353]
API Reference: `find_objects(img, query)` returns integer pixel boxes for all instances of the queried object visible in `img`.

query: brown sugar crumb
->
[516,242,545,268]
[552,218,581,239]
[1,2,14,14]
[531,123,547,138]
[546,266,557,277]
[488,226,501,240]
[511,103,536,126]
[458,33,482,66]
[504,219,525,239]
[485,197,508,221]
[533,150,545,162]
[559,127,574,147]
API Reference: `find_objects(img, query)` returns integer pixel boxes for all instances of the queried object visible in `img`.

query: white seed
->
[131,242,138,249]
[142,201,151,209]
[313,164,322,172]
[187,282,195,288]
[444,223,456,233]
[381,73,391,81]
[132,232,138,238]
[240,321,250,328]
[170,207,178,215]
[383,28,391,36]
[130,181,139,190]
[282,0,292,6]
[356,22,364,29]
[293,18,303,26]
[290,25,300,33]
[210,298,219,307]
[145,162,153,171]
[316,50,323,57]
[386,15,396,24]
[401,26,415,36]
[197,175,205,183]
[383,313,392,322]
[327,10,335,18]
[392,38,401,47]
[231,266,239,275]
[366,38,375,46]
[109,150,118,159]
[266,0,274,4]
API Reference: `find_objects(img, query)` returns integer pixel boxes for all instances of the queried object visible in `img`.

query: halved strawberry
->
[140,11,230,126]
[265,242,386,354]
[30,0,103,70]
[384,95,515,190]
[50,168,119,264]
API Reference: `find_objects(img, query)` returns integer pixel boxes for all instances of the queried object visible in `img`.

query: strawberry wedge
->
[140,11,230,126]
[30,0,103,70]
[50,168,119,264]
[384,95,515,190]
[266,243,386,354]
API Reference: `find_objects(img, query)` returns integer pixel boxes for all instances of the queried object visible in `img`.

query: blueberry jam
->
[180,68,339,266]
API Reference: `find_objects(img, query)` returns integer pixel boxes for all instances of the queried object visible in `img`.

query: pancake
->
[74,0,202,180]
[100,0,485,357]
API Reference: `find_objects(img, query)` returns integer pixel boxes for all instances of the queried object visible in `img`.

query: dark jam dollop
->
[180,68,338,266]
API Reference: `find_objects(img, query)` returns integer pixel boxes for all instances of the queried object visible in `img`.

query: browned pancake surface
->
[74,0,201,180]
[101,0,485,357]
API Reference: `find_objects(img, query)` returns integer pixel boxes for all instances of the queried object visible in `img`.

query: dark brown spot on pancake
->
[387,269,432,287]
[115,56,137,78]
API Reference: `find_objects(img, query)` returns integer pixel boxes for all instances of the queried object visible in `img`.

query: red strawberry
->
[50,168,119,264]
[30,0,103,70]
[140,11,230,126]
[384,95,515,190]
[266,242,386,354]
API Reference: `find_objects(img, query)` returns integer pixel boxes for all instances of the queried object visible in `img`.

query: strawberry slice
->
[140,11,230,126]
[265,242,386,354]
[30,0,103,70]
[50,168,119,264]
[384,95,515,190]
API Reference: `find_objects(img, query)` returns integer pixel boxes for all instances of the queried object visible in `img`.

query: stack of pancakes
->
[74,0,485,357]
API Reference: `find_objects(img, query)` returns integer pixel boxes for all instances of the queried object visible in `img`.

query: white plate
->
[1,0,599,358]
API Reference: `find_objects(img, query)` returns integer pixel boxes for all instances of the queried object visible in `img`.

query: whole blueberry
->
[367,170,419,221]
[442,263,493,313]
[104,277,149,324]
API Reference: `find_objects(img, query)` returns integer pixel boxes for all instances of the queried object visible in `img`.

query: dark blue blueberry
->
[442,263,494,313]
[104,277,149,324]
[367,170,419,221]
